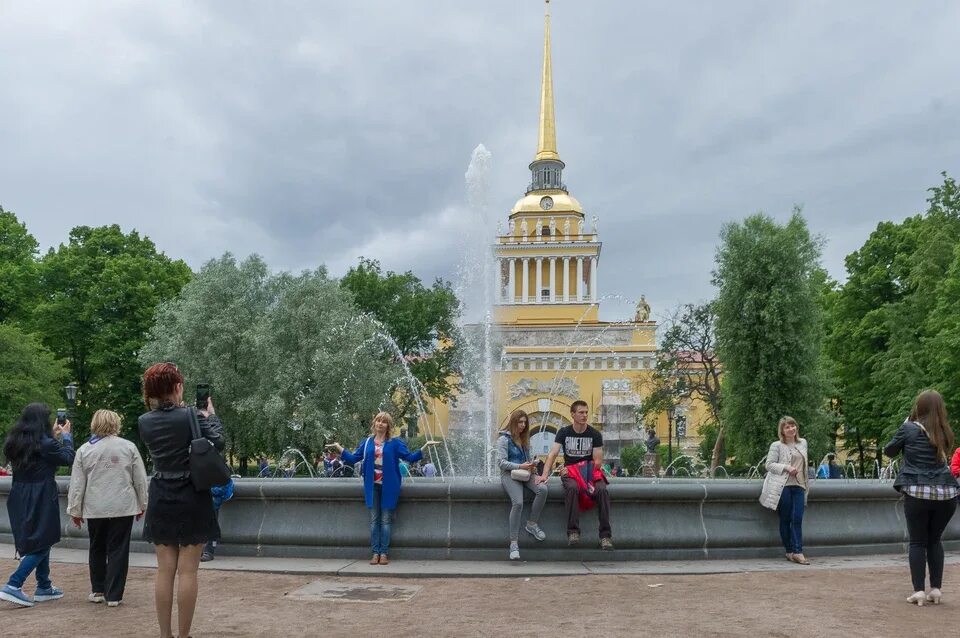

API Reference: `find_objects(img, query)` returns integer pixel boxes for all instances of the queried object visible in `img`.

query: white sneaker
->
[107,600,122,607]
[509,542,520,561]
[88,593,105,603]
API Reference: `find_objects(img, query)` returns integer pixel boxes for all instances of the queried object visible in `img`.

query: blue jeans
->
[7,548,52,590]
[369,484,394,555]
[777,486,805,554]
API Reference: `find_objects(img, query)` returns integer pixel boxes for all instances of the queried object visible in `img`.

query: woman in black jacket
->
[1,404,75,607]
[884,389,959,606]
[138,363,224,638]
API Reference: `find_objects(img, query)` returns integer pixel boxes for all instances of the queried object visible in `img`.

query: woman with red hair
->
[138,363,224,638]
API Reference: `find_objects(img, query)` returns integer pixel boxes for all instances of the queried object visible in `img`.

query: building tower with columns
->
[425,1,696,463]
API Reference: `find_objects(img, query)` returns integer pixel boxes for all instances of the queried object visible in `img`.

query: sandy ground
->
[0,558,956,637]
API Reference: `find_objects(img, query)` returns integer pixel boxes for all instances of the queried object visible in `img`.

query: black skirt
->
[143,477,220,546]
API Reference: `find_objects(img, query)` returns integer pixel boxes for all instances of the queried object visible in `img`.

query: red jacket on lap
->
[567,460,608,511]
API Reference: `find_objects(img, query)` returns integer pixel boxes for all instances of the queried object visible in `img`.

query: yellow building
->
[426,1,704,462]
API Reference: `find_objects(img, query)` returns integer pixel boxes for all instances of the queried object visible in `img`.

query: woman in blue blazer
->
[330,412,438,565]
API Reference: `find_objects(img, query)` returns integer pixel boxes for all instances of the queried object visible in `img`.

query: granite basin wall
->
[1,477,958,561]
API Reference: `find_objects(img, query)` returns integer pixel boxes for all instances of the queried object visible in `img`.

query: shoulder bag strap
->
[912,420,927,435]
[188,407,202,440]
[912,421,947,463]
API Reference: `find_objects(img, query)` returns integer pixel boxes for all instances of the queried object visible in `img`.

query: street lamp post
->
[667,409,673,469]
[64,383,78,408]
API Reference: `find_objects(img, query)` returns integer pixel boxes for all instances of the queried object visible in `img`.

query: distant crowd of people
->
[1,364,958,634]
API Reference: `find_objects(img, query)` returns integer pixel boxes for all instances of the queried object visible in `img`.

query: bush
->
[619,443,647,477]
[697,422,726,467]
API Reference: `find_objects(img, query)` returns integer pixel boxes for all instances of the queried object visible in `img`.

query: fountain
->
[273,448,316,478]
[444,143,498,477]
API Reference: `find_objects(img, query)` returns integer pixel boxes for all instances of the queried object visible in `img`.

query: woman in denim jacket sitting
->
[884,389,958,606]
[497,410,548,561]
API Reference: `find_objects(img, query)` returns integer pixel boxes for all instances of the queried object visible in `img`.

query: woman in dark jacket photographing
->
[1,403,75,607]
[138,363,224,638]
[884,389,959,606]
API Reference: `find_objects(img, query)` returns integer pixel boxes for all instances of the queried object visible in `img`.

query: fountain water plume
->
[273,448,316,478]
[446,144,498,477]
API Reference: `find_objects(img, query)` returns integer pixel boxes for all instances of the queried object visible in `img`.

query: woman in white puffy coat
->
[759,416,810,565]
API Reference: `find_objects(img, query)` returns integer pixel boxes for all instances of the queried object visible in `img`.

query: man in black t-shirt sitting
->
[536,400,613,550]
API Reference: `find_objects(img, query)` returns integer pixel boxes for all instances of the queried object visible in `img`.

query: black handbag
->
[188,407,231,491]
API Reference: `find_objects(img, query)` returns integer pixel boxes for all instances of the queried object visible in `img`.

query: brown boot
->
[378,554,390,565]
[369,554,380,565]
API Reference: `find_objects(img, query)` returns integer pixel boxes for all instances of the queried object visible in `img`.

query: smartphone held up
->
[196,383,211,409]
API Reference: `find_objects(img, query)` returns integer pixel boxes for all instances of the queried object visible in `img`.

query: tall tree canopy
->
[32,225,192,442]
[825,173,960,472]
[714,210,829,467]
[0,324,69,446]
[0,206,40,324]
[141,255,403,465]
[340,258,462,426]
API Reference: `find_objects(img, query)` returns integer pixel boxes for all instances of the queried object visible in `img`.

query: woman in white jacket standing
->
[67,410,149,607]
[759,416,810,565]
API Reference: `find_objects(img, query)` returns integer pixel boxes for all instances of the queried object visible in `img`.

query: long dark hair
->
[3,403,53,471]
[501,410,531,449]
[910,389,954,463]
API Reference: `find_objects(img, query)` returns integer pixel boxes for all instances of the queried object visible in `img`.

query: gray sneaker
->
[509,542,520,561]
[567,531,580,546]
[524,522,546,541]
[600,537,614,551]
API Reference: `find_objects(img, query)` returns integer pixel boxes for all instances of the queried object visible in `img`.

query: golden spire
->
[535,0,560,162]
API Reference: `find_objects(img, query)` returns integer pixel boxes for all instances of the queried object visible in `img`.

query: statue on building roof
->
[634,294,651,322]
[591,215,598,234]
[508,219,515,235]
[577,218,584,235]
[520,219,528,237]
[536,218,542,234]
[549,217,556,236]
[563,218,570,236]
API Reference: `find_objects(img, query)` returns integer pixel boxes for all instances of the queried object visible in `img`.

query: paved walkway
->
[6,543,958,578]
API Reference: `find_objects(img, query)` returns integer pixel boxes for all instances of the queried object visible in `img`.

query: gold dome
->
[510,192,583,216]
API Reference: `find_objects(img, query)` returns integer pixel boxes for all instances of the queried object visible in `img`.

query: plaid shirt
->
[903,484,959,501]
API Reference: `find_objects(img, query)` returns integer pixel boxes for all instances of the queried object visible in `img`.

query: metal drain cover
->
[285,580,422,603]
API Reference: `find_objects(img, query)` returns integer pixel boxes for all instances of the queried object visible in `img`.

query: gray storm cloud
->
[1,1,958,319]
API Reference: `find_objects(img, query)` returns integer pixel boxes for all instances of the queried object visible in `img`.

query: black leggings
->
[903,494,958,591]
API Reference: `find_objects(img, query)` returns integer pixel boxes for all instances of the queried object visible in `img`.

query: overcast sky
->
[2,1,958,321]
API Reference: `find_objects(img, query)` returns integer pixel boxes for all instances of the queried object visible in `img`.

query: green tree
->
[714,209,829,467]
[0,206,40,324]
[340,258,462,427]
[619,443,647,477]
[141,254,274,464]
[32,225,192,443]
[0,324,69,446]
[824,175,960,473]
[141,255,403,469]
[646,302,724,474]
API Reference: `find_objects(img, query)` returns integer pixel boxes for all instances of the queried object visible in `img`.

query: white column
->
[535,258,543,303]
[521,258,529,303]
[590,256,598,302]
[508,258,516,304]
[576,257,584,301]
[496,258,503,302]
[563,257,570,303]
[549,257,557,303]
